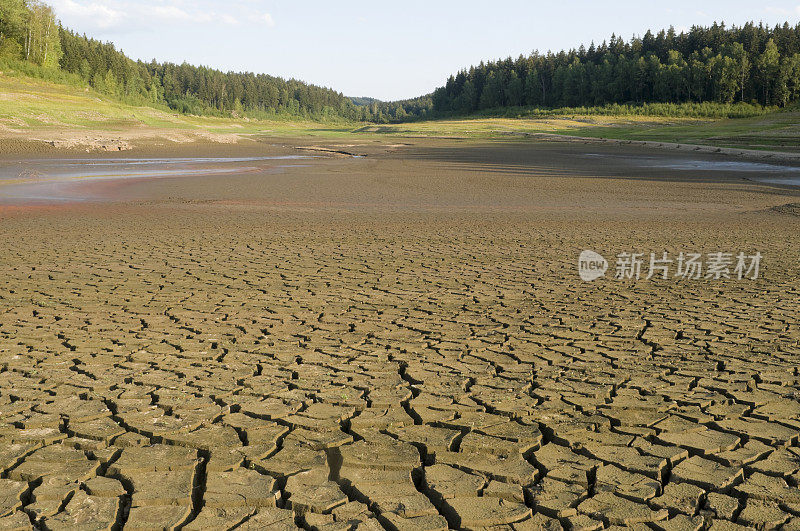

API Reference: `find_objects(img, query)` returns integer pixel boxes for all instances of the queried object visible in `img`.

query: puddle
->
[756,178,800,186]
[1,156,313,181]
[641,160,800,173]
[0,155,316,203]
[583,153,800,173]
[581,153,800,186]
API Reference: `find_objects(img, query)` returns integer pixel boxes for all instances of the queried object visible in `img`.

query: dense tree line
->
[0,0,60,68]
[1,0,366,120]
[429,23,800,116]
[57,28,368,120]
[58,27,364,119]
[3,1,800,122]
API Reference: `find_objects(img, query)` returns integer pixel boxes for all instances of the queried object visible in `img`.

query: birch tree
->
[23,0,61,67]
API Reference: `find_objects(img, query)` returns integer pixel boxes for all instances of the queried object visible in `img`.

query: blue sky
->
[50,0,800,101]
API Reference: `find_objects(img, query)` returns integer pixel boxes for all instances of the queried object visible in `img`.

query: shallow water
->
[756,177,800,186]
[638,159,800,173]
[581,153,800,186]
[1,156,311,181]
[583,153,800,172]
[0,155,314,202]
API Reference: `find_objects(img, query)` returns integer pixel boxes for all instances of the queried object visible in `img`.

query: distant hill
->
[2,0,799,125]
[356,22,800,122]
[428,23,800,117]
[0,0,374,121]
[350,97,382,106]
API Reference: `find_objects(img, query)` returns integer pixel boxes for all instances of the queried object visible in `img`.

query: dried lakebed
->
[0,139,799,530]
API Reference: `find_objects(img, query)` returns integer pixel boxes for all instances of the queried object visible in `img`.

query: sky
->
[50,0,800,101]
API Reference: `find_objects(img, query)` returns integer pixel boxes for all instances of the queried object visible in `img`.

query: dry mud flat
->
[0,140,800,530]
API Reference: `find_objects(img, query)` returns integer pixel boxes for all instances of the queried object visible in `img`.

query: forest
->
[1,0,800,122]
[430,23,800,117]
[0,0,370,120]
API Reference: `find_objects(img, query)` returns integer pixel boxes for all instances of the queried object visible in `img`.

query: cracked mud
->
[0,139,799,530]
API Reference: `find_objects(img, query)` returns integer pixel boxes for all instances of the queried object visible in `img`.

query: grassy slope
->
[357,112,800,151]
[564,112,800,151]
[354,115,697,138]
[2,73,798,151]
[0,74,356,138]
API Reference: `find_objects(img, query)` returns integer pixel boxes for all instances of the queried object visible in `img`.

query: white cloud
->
[764,6,792,16]
[50,0,275,34]
[151,5,213,23]
[221,14,240,25]
[151,5,191,21]
[50,0,125,29]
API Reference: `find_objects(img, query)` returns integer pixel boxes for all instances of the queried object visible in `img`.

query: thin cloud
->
[152,6,191,21]
[51,0,271,32]
[221,14,240,25]
[764,6,792,16]
[50,0,125,29]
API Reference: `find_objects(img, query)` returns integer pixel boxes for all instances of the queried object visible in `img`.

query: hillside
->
[399,23,800,121]
[5,0,799,125]
[3,70,799,156]
[1,0,368,121]
[355,111,800,153]
[0,73,363,152]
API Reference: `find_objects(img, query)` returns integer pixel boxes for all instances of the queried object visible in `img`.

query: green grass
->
[439,102,774,120]
[0,72,359,138]
[353,115,707,139]
[1,71,798,151]
[354,110,800,151]
[557,111,800,151]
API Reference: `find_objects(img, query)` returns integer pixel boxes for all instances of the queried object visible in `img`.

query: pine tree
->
[0,0,27,59]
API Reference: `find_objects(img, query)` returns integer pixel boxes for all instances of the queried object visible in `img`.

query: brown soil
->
[0,137,798,529]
